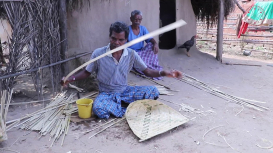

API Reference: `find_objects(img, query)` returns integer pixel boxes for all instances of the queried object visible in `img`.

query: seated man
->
[62,21,182,119]
[128,10,163,80]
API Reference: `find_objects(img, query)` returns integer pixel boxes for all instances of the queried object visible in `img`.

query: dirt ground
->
[1,46,273,153]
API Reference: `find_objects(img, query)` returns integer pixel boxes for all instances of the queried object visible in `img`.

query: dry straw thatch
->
[0,0,90,18]
[191,0,236,28]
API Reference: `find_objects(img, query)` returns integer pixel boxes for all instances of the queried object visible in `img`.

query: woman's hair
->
[131,10,142,18]
[109,21,129,39]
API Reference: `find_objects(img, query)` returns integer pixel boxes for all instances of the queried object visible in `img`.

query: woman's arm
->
[150,38,159,54]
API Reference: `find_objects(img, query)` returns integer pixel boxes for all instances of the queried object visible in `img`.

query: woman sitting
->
[128,10,163,80]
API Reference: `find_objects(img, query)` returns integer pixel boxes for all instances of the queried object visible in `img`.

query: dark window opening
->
[159,0,176,49]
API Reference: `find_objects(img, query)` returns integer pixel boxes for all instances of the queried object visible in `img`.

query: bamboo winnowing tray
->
[125,99,189,142]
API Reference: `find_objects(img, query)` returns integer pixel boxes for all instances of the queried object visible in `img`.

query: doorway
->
[159,0,176,49]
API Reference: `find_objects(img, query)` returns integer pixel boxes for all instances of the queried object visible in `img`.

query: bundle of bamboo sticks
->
[0,90,13,142]
[180,73,268,111]
[19,92,78,146]
[4,92,77,146]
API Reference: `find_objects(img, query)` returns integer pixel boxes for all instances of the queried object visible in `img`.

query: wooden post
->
[59,0,68,76]
[216,0,224,62]
[233,0,245,13]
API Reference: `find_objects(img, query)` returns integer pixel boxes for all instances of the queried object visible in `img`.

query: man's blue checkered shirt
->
[86,44,147,93]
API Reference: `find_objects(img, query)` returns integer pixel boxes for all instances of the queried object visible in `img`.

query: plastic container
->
[76,98,93,118]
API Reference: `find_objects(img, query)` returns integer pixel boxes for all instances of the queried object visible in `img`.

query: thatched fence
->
[0,0,66,142]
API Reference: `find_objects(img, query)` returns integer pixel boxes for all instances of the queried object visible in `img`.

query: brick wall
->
[197,0,273,41]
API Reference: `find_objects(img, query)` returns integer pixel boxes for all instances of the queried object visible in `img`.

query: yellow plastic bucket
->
[76,98,93,119]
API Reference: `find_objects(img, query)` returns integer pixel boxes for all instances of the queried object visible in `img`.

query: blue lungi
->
[93,86,159,119]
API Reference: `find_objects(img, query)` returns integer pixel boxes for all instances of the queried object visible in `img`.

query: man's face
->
[109,31,127,49]
[130,14,142,26]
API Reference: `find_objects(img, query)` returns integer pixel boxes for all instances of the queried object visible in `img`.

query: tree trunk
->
[216,0,224,62]
[59,0,68,76]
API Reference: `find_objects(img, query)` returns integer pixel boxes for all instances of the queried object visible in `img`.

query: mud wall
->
[176,0,197,47]
[67,0,159,62]
[67,0,197,72]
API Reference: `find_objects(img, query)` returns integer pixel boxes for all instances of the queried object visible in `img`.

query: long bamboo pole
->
[63,20,187,82]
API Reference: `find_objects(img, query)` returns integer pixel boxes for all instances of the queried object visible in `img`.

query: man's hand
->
[142,68,182,79]
[152,44,159,54]
[60,70,91,87]
[60,77,71,87]
[163,70,183,79]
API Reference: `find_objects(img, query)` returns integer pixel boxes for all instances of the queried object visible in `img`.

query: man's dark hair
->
[109,21,129,39]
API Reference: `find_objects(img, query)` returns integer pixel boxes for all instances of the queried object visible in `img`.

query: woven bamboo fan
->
[125,99,189,142]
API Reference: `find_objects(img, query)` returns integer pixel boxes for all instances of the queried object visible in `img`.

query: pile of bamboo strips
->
[180,73,268,111]
[0,90,13,142]
[155,85,173,96]
[20,92,77,146]
[131,70,268,111]
[6,92,78,146]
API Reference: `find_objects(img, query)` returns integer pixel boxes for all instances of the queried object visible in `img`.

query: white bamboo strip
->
[207,89,265,111]
[69,118,117,135]
[55,115,66,140]
[256,139,273,149]
[69,83,84,92]
[89,117,125,139]
[43,120,58,136]
[4,89,13,124]
[64,20,187,82]
[218,132,237,151]
[50,120,62,146]
[61,116,70,146]
[233,96,266,104]
[0,90,7,141]
[40,116,57,135]
[203,125,228,147]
